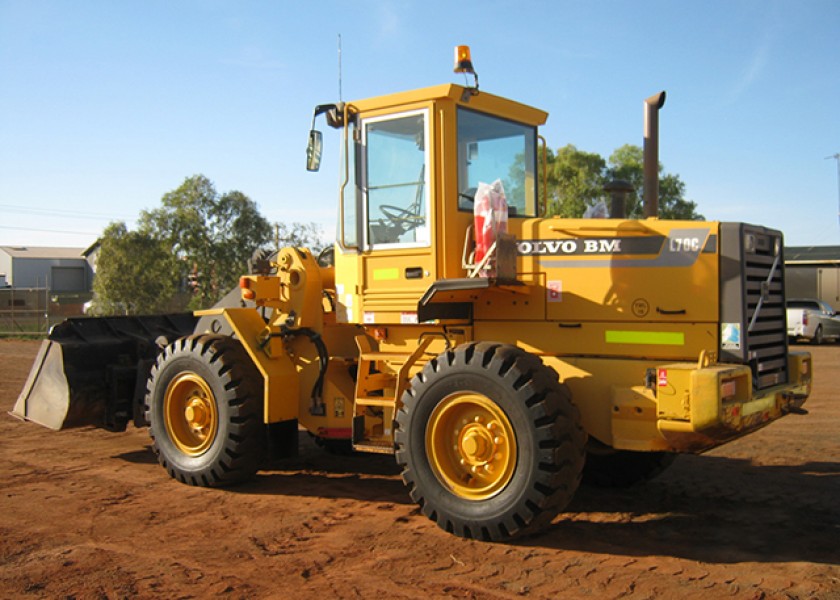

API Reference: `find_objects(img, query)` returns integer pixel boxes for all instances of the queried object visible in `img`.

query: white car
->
[787,298,840,344]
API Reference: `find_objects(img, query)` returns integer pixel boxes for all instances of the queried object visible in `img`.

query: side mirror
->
[306,130,323,172]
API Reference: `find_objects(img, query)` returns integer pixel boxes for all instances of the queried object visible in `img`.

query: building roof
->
[82,239,101,257]
[785,245,840,264]
[0,246,86,260]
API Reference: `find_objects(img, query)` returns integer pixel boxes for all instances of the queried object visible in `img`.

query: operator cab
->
[308,83,548,324]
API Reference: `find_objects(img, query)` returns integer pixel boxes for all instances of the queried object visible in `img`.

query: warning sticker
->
[400,312,418,324]
[658,368,668,387]
[363,312,375,324]
[547,280,563,303]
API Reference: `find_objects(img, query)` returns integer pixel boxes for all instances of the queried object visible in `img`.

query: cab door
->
[358,107,437,324]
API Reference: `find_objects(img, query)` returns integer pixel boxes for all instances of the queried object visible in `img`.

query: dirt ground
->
[1,339,838,600]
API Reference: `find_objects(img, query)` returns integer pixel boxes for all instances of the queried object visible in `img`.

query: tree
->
[91,222,179,315]
[139,175,273,309]
[540,143,703,220]
[274,221,326,253]
[607,144,703,220]
[91,175,326,315]
[657,173,702,220]
[545,145,607,217]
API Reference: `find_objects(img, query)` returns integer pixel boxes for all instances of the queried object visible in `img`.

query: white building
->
[0,246,93,291]
[785,245,840,311]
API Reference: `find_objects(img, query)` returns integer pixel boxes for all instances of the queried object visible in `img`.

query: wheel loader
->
[12,47,811,541]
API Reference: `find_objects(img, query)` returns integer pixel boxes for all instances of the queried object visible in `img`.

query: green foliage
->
[275,221,326,253]
[93,175,284,315]
[606,144,644,217]
[546,145,607,217]
[138,175,273,309]
[91,222,179,315]
[541,144,703,220]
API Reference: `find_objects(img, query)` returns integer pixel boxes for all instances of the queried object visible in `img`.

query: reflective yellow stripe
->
[605,330,685,346]
[373,268,399,281]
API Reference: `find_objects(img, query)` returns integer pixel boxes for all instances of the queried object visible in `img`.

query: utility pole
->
[828,153,840,229]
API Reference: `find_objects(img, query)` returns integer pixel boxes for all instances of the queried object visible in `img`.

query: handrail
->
[538,134,548,217]
[338,103,359,250]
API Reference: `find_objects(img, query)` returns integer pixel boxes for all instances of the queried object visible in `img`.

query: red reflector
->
[242,289,256,300]
[239,276,250,289]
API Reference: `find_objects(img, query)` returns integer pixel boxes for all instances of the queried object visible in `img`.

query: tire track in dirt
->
[2,340,840,599]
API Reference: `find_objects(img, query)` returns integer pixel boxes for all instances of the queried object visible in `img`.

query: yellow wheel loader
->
[12,48,811,541]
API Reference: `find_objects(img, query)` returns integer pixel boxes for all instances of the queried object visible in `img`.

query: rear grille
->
[719,223,788,390]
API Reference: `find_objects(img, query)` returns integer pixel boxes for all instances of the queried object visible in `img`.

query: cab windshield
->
[456,108,537,217]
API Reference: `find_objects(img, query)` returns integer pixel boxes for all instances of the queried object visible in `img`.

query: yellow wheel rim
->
[426,392,517,500]
[163,372,218,456]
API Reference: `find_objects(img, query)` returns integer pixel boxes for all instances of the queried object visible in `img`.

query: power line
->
[0,225,98,236]
[0,203,136,221]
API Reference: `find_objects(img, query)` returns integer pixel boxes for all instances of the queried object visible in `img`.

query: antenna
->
[827,153,840,229]
[337,34,343,103]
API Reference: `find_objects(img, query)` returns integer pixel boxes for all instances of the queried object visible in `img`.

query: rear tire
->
[395,342,586,541]
[145,335,265,487]
[812,325,824,345]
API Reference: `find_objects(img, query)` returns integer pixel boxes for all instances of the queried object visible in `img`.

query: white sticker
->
[400,312,419,324]
[547,280,563,302]
[721,323,741,350]
[363,312,375,324]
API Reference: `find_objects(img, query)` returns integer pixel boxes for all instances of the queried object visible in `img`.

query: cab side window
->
[364,110,430,248]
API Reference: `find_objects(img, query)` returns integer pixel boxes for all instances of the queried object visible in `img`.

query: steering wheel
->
[458,187,477,204]
[379,204,424,232]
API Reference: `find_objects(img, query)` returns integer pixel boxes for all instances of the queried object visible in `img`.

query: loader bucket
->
[11,314,198,431]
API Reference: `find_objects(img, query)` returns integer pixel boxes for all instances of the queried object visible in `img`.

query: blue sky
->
[1,0,838,249]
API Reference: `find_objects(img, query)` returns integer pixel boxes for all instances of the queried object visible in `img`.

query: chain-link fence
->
[0,288,92,336]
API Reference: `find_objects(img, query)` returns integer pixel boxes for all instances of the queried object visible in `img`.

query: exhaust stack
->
[643,91,666,218]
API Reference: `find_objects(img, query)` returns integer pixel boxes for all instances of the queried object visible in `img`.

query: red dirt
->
[1,339,838,599]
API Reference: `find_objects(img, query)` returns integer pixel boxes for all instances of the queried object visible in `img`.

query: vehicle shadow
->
[112,428,839,565]
[113,447,158,465]
[524,454,840,565]
[222,435,840,565]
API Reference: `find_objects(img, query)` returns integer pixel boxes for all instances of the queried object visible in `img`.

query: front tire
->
[395,343,586,541]
[145,335,265,487]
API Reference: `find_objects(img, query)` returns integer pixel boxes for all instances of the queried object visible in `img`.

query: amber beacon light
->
[454,45,474,73]
[453,45,479,92]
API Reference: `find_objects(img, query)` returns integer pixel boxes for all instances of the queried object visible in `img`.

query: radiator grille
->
[719,223,788,390]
